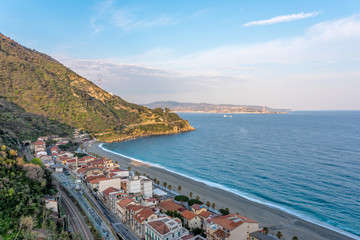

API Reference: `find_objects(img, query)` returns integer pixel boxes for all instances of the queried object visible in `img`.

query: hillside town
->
[29,130,280,240]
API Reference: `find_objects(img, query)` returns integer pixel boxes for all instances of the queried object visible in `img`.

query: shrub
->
[174,195,189,202]
[188,199,203,206]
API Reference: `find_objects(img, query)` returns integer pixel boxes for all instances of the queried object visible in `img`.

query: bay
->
[102,111,360,237]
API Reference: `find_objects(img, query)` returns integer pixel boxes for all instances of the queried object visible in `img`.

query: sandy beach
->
[87,142,357,240]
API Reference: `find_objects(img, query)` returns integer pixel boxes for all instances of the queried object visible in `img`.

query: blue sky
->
[1,0,360,110]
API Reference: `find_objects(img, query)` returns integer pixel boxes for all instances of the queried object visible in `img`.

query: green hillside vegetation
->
[0,98,73,148]
[0,145,70,239]
[0,33,194,142]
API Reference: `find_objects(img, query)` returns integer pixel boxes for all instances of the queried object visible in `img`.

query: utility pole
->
[98,78,102,88]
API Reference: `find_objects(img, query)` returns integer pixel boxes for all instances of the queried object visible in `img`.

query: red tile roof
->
[148,220,170,235]
[87,175,106,181]
[102,187,120,196]
[88,177,110,184]
[126,204,143,212]
[109,168,127,172]
[118,197,134,208]
[192,204,202,211]
[181,210,197,221]
[214,229,227,238]
[210,213,257,231]
[199,211,211,218]
[158,201,183,212]
[134,208,155,223]
[80,156,97,161]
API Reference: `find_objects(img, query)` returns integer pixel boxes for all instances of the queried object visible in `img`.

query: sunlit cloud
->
[244,11,321,27]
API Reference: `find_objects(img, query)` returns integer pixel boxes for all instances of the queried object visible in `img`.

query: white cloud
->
[244,11,321,27]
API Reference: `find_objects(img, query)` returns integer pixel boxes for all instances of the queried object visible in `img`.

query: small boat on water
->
[224,115,232,118]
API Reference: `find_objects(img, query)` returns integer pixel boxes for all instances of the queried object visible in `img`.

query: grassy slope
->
[0,33,194,142]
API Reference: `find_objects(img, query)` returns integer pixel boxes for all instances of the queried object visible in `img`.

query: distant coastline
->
[144,101,291,114]
[172,111,289,114]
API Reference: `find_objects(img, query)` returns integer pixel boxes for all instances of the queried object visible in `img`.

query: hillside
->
[145,101,291,114]
[0,33,194,142]
[0,98,73,148]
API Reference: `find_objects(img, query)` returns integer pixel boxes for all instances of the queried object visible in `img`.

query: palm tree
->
[277,231,283,239]
[196,196,200,201]
[157,180,160,185]
[153,178,157,183]
[163,182,167,189]
[189,192,193,199]
[178,186,182,193]
[263,227,269,235]
[168,185,172,193]
[211,202,216,210]
[206,201,211,209]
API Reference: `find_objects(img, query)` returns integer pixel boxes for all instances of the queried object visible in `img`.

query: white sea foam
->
[98,143,359,240]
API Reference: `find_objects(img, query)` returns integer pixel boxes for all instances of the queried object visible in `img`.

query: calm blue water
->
[102,111,360,237]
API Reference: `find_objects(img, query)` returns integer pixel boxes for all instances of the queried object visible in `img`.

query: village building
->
[158,201,184,213]
[205,213,259,240]
[181,210,201,230]
[145,216,189,240]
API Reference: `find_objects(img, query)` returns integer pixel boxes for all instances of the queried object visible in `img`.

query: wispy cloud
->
[112,8,177,31]
[244,11,321,27]
[90,0,205,33]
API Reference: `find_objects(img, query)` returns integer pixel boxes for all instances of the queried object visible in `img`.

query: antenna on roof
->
[98,78,102,88]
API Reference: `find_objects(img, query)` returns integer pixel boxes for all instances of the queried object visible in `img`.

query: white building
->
[127,176,153,197]
[145,217,189,240]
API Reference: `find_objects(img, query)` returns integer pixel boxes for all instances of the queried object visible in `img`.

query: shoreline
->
[86,141,358,240]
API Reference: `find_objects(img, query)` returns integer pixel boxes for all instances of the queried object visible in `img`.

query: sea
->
[101,111,360,238]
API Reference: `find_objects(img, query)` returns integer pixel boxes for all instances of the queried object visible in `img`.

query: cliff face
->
[0,33,194,142]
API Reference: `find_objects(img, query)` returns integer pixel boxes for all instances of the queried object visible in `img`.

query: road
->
[59,188,94,240]
[54,172,116,240]
[81,182,139,240]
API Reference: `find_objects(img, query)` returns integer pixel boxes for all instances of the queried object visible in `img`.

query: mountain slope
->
[0,33,194,142]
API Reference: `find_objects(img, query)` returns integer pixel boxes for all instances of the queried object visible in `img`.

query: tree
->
[292,237,299,240]
[168,185,172,192]
[196,196,200,201]
[31,158,42,166]
[156,180,160,185]
[211,202,216,210]
[206,201,211,209]
[188,199,203,206]
[93,188,98,193]
[219,208,230,215]
[174,195,189,203]
[189,192,193,199]
[163,182,167,189]
[20,216,34,232]
[128,166,132,172]
[23,163,45,182]
[178,186,182,193]
[1,145,7,151]
[263,227,269,235]
[277,231,283,239]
